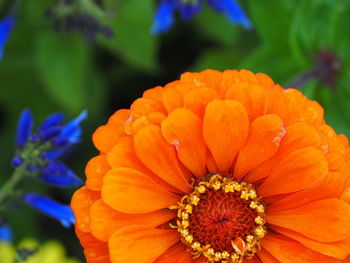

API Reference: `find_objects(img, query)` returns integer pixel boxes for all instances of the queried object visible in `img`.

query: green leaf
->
[34,33,90,115]
[100,0,158,71]
[191,47,243,72]
[247,0,295,51]
[241,45,298,84]
[194,5,240,46]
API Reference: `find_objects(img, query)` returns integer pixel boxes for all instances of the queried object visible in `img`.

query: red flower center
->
[189,189,257,252]
[172,174,266,262]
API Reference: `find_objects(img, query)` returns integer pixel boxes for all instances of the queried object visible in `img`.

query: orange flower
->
[71,69,350,263]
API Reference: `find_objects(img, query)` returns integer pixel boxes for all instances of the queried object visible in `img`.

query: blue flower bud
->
[151,0,176,34]
[39,113,65,132]
[39,161,83,187]
[23,193,75,227]
[53,137,69,148]
[39,126,61,141]
[16,109,33,146]
[11,156,23,167]
[60,110,88,144]
[0,15,15,60]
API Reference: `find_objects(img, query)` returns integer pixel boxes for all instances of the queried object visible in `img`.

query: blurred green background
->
[1,0,350,260]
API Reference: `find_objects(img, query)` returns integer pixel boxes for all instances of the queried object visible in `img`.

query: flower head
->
[12,110,87,226]
[151,0,251,34]
[72,69,350,262]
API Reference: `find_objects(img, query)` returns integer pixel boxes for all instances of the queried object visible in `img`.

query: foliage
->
[1,0,350,259]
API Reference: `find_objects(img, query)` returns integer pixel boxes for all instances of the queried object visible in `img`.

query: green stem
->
[0,164,27,208]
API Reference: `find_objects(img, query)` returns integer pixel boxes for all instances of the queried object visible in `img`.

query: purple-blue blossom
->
[151,0,251,34]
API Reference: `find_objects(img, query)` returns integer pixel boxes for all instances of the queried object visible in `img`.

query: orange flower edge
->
[71,69,350,263]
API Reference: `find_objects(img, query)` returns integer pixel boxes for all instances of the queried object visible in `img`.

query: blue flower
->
[16,109,34,147]
[0,224,12,242]
[0,15,15,60]
[24,193,75,227]
[14,110,87,185]
[151,0,251,34]
[151,0,176,34]
[39,161,82,187]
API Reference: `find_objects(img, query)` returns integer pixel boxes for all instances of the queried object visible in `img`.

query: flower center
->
[171,174,266,262]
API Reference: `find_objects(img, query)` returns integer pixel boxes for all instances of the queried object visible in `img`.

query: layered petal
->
[102,168,180,214]
[262,234,342,263]
[90,199,175,242]
[134,124,191,192]
[161,108,207,177]
[183,87,219,117]
[71,187,100,232]
[269,172,348,212]
[75,228,110,263]
[234,114,285,179]
[109,225,180,263]
[271,226,350,260]
[258,147,328,196]
[155,243,193,263]
[86,155,111,191]
[203,100,249,173]
[267,199,350,242]
[226,82,267,120]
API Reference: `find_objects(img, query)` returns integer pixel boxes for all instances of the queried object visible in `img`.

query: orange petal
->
[225,82,267,121]
[93,110,130,153]
[131,98,166,119]
[71,187,100,232]
[107,109,131,128]
[234,114,285,179]
[86,155,111,191]
[181,69,222,92]
[75,228,110,263]
[245,122,323,183]
[203,100,249,173]
[264,86,288,121]
[101,168,180,214]
[262,234,342,263]
[283,89,325,126]
[183,87,219,118]
[277,122,323,159]
[239,69,259,84]
[269,172,348,212]
[258,147,328,196]
[206,150,219,173]
[267,199,350,242]
[257,248,279,263]
[107,136,150,173]
[109,225,180,263]
[162,86,183,113]
[90,199,175,242]
[93,125,123,153]
[161,108,207,177]
[155,243,193,263]
[134,124,191,193]
[271,226,350,260]
[255,73,275,88]
[221,69,241,97]
[143,86,164,104]
[107,136,179,193]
